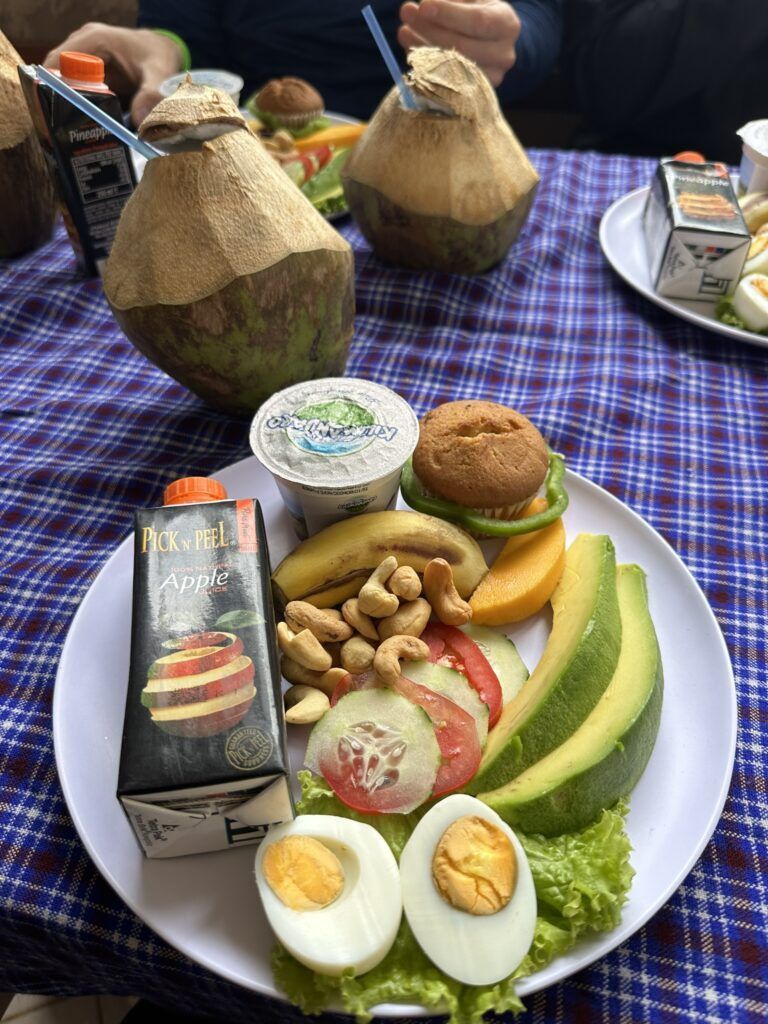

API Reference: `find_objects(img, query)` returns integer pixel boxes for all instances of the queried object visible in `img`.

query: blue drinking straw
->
[361,5,418,110]
[35,65,162,161]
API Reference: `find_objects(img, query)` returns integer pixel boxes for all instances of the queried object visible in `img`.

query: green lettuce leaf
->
[244,99,330,139]
[273,773,634,1024]
[301,149,350,219]
[715,297,768,335]
[295,770,418,862]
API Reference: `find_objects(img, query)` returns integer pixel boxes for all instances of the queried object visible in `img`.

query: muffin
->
[253,77,325,131]
[412,401,549,522]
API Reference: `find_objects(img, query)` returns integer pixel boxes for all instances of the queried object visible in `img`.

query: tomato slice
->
[330,671,481,796]
[330,672,364,706]
[395,674,480,795]
[422,623,503,728]
[307,687,441,814]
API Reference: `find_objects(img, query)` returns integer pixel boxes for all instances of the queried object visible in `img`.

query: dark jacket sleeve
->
[498,0,563,103]
[564,0,768,133]
[138,0,226,68]
[138,0,562,107]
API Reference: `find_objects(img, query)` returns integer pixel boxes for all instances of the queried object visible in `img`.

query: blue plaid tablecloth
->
[1,149,766,1022]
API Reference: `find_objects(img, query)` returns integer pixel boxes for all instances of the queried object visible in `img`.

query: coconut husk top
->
[343,47,539,225]
[104,88,349,311]
[138,78,246,142]
[0,32,35,150]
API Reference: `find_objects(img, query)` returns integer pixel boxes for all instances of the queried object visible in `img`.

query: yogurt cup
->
[737,120,768,195]
[160,69,245,106]
[250,378,419,538]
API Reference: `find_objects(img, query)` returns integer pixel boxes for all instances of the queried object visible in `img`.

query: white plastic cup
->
[159,69,245,106]
[737,120,768,195]
[250,378,419,539]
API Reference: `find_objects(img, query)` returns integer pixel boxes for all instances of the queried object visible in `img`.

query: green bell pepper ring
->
[399,450,569,537]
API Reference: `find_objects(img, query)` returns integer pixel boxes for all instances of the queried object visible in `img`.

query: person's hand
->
[398,0,521,88]
[44,24,183,126]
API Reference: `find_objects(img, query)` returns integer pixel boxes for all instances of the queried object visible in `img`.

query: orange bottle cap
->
[59,51,105,84]
[163,477,228,506]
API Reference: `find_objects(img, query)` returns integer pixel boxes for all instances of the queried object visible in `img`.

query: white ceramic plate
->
[599,185,768,349]
[53,458,736,1013]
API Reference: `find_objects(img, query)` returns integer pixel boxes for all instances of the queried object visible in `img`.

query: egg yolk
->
[432,815,517,916]
[262,835,344,911]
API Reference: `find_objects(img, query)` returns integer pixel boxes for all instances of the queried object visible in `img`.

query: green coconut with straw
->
[342,37,539,275]
[102,79,354,414]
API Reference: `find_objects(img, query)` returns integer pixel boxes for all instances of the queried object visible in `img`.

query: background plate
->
[53,458,736,1014]
[599,185,767,349]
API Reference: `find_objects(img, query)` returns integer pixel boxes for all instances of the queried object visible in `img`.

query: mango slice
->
[469,499,566,625]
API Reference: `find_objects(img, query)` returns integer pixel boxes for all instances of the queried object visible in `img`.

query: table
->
[1,149,766,1023]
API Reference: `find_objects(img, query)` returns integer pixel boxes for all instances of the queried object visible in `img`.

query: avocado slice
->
[478,564,663,835]
[465,533,621,794]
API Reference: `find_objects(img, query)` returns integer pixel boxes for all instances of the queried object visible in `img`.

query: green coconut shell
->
[103,83,354,413]
[0,31,57,257]
[342,48,539,275]
[111,249,354,413]
[344,178,537,275]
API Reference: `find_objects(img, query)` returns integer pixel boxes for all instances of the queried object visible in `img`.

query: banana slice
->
[739,192,768,232]
[733,274,768,331]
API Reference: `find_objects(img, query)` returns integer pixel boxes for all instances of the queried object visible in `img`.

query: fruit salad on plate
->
[250,398,663,1023]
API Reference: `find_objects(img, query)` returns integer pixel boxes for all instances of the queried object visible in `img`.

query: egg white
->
[399,794,537,986]
[254,814,401,976]
[733,273,768,331]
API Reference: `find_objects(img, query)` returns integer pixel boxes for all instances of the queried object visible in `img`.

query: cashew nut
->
[374,635,429,685]
[284,684,330,725]
[388,565,422,601]
[281,654,326,689]
[357,556,399,617]
[317,666,348,696]
[423,558,472,626]
[377,598,432,641]
[340,635,377,675]
[277,622,333,672]
[341,598,379,641]
[285,601,353,642]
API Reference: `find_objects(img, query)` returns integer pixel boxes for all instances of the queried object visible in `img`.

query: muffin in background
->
[252,77,325,131]
[412,401,549,524]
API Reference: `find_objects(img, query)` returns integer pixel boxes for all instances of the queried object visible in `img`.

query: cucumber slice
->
[305,688,441,814]
[460,624,529,706]
[403,661,489,749]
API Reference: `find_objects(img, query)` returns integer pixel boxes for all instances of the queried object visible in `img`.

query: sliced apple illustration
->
[149,683,256,738]
[148,631,243,678]
[142,631,256,737]
[141,656,255,709]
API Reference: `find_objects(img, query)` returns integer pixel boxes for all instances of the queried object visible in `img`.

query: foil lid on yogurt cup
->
[250,378,419,488]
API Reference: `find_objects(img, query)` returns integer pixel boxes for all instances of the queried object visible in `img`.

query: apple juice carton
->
[642,158,750,300]
[117,476,293,858]
[18,51,137,276]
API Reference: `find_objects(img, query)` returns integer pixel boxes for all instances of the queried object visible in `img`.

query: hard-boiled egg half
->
[399,794,537,986]
[744,232,768,276]
[254,815,401,976]
[733,273,768,331]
